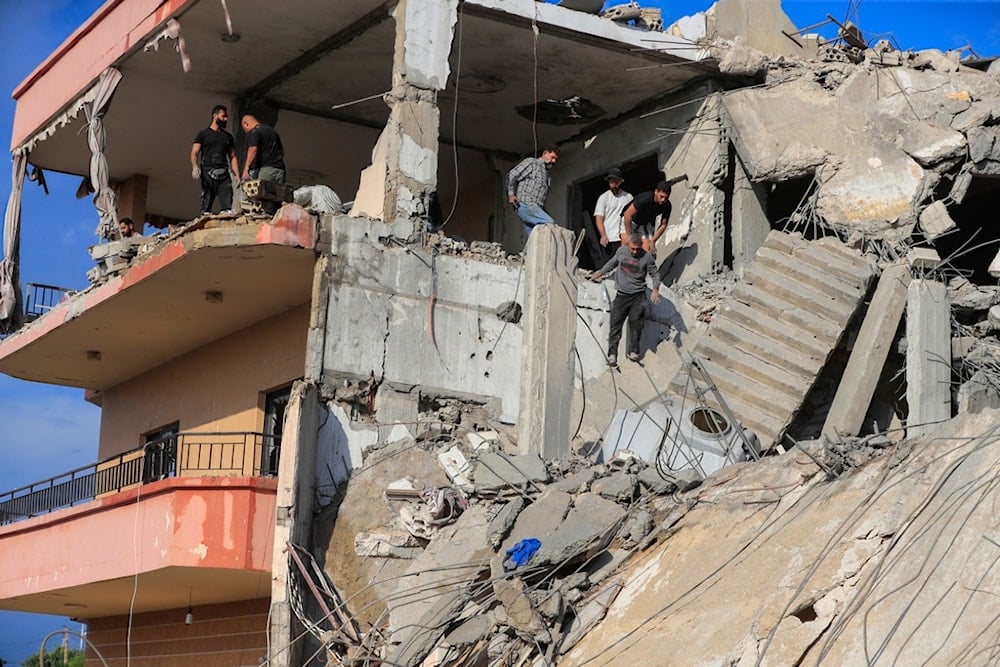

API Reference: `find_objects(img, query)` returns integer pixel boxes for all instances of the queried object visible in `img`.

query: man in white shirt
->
[593,168,632,261]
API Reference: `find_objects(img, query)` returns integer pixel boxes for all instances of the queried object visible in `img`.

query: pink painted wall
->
[0,476,276,600]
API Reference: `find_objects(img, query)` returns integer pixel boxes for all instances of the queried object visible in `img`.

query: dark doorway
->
[570,154,662,270]
[262,386,292,476]
[928,177,1000,284]
[143,421,178,482]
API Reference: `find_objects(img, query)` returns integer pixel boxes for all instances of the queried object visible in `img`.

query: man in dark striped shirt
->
[506,145,559,236]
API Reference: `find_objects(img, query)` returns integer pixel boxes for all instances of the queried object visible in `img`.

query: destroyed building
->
[0,0,999,665]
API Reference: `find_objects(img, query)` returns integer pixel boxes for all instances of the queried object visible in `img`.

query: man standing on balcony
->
[240,114,286,184]
[506,145,559,236]
[190,105,239,215]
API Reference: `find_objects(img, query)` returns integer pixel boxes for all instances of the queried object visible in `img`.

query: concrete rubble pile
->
[316,407,706,666]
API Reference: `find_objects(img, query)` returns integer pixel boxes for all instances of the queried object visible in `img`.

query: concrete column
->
[518,225,578,459]
[906,280,951,436]
[268,381,319,667]
[823,264,911,440]
[731,151,769,275]
[377,0,458,229]
[115,174,148,232]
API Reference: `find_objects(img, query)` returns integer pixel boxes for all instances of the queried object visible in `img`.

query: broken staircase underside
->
[670,231,875,448]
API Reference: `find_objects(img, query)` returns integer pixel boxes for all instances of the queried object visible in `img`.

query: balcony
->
[0,212,317,390]
[0,432,278,617]
[0,431,278,526]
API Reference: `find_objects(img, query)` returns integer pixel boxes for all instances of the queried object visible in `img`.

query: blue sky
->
[0,0,998,663]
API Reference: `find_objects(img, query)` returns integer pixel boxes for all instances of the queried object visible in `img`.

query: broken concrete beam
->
[387,505,493,665]
[906,280,951,437]
[823,264,911,440]
[535,493,626,565]
[917,201,956,241]
[473,452,548,495]
[518,225,578,459]
[487,497,526,548]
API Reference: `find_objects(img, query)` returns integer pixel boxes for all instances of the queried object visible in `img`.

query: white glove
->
[191,166,201,179]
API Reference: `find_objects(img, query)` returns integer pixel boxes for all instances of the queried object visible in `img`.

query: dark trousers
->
[199,170,233,212]
[608,290,646,357]
[604,241,621,263]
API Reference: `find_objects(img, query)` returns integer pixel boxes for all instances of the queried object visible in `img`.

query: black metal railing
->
[23,283,74,322]
[0,431,278,526]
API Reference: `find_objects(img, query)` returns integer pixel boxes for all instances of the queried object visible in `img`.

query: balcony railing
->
[23,282,75,322]
[0,431,278,526]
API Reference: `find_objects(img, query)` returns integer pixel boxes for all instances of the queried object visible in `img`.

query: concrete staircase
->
[670,231,875,449]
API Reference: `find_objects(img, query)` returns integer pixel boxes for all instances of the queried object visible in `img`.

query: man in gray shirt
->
[590,232,661,366]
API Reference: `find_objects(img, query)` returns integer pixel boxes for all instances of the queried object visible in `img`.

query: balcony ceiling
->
[25,0,715,222]
[2,566,271,618]
[0,221,315,390]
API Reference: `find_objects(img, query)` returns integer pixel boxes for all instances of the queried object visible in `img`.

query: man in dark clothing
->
[240,114,286,183]
[590,232,661,366]
[623,180,672,254]
[190,105,238,214]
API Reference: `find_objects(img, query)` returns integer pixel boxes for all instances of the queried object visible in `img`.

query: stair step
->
[730,284,844,345]
[755,247,867,303]
[743,265,856,324]
[708,317,822,380]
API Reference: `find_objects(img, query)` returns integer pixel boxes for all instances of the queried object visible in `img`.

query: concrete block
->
[500,489,572,555]
[967,126,996,163]
[492,573,549,641]
[952,336,977,362]
[907,247,941,270]
[637,467,676,495]
[618,509,653,549]
[473,452,548,495]
[899,123,967,167]
[906,280,951,437]
[549,468,599,494]
[535,493,626,565]
[952,101,993,132]
[958,371,1000,414]
[591,471,637,503]
[518,226,578,459]
[823,264,911,439]
[918,201,956,241]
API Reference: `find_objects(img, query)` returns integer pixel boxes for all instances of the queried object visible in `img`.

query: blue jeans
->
[518,202,554,236]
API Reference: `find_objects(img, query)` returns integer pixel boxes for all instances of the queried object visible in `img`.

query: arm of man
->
[651,202,672,246]
[228,147,239,179]
[594,194,609,246]
[506,158,530,207]
[242,146,257,180]
[622,203,637,237]
[645,255,661,303]
[190,143,201,179]
[591,251,620,281]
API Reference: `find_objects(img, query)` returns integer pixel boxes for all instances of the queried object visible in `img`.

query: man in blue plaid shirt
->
[506,145,559,236]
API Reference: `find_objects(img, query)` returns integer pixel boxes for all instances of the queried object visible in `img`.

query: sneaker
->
[607,354,618,367]
[627,351,640,362]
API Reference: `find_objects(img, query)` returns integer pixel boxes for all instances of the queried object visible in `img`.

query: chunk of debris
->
[438,445,474,491]
[591,470,637,503]
[907,247,941,270]
[487,497,526,548]
[558,583,623,654]
[535,493,626,565]
[917,201,956,240]
[473,452,548,496]
[354,530,424,558]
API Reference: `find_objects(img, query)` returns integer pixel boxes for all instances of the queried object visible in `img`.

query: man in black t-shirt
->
[240,114,286,184]
[623,180,672,254]
[190,104,238,214]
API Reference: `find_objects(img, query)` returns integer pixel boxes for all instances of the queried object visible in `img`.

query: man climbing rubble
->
[506,144,559,236]
[590,232,660,366]
[622,180,672,254]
